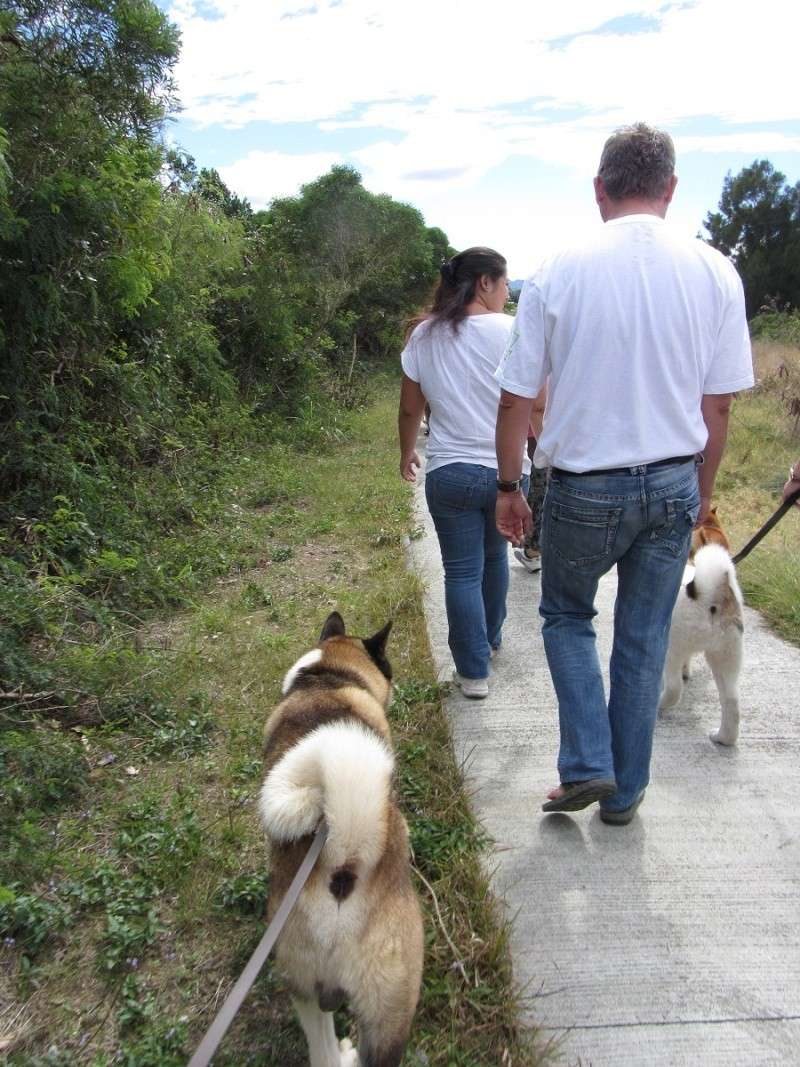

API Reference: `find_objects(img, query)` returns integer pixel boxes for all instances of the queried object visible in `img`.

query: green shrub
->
[750,310,800,345]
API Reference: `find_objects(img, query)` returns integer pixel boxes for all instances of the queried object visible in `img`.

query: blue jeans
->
[539,460,700,811]
[426,463,528,681]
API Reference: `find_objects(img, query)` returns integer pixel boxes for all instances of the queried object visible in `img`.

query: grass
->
[5,331,797,1066]
[712,337,800,644]
[0,380,549,1066]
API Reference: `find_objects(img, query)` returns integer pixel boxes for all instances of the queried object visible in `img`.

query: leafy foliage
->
[0,0,447,713]
[704,159,800,316]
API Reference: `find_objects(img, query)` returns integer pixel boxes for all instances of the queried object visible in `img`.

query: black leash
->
[731,486,800,565]
[187,821,328,1067]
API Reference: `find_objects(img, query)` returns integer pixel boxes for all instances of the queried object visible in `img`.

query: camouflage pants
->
[522,465,550,550]
[525,439,548,552]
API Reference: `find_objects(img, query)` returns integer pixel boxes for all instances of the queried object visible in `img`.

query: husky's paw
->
[338,1037,360,1066]
[710,728,737,747]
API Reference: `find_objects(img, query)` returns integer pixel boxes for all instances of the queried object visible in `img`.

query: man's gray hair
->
[597,122,675,201]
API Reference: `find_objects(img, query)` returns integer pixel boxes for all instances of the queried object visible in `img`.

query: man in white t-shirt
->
[494,123,754,824]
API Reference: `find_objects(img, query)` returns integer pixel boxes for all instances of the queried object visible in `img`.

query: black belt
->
[553,454,696,477]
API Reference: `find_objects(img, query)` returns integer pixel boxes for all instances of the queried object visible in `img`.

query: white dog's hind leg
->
[705,639,742,746]
[293,998,342,1067]
[659,645,685,710]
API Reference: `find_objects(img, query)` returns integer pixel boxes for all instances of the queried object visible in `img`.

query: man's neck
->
[602,197,667,221]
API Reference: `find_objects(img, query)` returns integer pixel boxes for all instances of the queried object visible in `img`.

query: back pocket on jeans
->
[549,501,622,567]
[651,495,700,557]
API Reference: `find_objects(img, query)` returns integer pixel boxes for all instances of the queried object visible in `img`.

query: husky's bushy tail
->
[259,721,393,900]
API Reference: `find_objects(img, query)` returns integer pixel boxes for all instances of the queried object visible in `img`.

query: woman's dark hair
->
[407,246,507,337]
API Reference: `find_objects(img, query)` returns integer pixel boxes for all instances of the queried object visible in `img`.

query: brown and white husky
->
[259,612,423,1067]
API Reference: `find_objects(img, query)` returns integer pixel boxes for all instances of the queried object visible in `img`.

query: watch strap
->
[497,478,522,493]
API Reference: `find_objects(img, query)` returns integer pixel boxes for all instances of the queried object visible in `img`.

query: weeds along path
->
[0,385,546,1066]
[714,338,800,646]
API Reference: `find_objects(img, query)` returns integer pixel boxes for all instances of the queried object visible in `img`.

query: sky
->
[156,0,800,278]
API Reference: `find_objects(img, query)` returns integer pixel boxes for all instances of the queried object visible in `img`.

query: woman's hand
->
[400,450,421,482]
[496,490,533,544]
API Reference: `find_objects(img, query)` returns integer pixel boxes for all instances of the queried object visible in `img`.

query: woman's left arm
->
[398,374,427,482]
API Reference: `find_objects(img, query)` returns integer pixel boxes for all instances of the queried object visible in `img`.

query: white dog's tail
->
[259,721,394,900]
[690,543,743,607]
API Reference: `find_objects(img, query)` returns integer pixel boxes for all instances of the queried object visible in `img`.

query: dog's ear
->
[320,611,346,642]
[710,507,717,517]
[363,621,393,680]
[363,620,392,658]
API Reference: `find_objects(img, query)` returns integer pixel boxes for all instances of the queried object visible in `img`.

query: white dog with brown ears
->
[259,611,423,1067]
[660,542,744,746]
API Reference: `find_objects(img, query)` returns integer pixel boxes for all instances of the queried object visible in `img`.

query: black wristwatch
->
[497,478,522,493]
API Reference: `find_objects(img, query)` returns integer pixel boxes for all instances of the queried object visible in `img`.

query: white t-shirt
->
[402,313,531,475]
[495,214,754,472]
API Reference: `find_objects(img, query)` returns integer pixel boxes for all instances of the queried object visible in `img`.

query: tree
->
[704,160,800,317]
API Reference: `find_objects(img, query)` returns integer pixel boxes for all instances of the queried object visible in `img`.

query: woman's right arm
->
[398,374,427,482]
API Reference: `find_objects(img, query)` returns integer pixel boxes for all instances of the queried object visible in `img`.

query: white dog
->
[659,543,744,746]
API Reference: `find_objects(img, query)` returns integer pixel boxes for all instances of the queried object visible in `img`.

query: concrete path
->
[407,445,800,1066]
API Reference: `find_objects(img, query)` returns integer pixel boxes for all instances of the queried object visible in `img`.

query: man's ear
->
[320,611,346,642]
[363,620,392,659]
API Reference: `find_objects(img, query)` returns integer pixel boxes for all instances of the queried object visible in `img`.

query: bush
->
[750,310,800,345]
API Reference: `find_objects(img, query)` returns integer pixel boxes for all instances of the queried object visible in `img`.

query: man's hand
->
[694,495,712,527]
[400,450,421,483]
[496,491,533,544]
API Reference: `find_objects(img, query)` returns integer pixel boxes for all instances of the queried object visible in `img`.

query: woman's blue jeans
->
[539,459,700,812]
[425,463,527,681]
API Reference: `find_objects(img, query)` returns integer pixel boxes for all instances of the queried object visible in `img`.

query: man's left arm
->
[698,393,732,525]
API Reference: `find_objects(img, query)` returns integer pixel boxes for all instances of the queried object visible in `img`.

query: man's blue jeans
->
[426,463,528,681]
[539,460,700,812]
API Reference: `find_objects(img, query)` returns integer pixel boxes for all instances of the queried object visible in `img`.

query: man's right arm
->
[698,393,733,525]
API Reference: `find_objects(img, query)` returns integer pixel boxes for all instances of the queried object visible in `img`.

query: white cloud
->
[217,149,343,208]
[163,0,800,270]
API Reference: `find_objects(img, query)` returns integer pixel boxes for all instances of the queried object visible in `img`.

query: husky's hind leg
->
[351,978,419,1067]
[293,997,350,1067]
[705,636,742,746]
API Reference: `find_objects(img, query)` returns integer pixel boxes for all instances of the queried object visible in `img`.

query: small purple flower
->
[3,936,16,948]
[126,956,140,970]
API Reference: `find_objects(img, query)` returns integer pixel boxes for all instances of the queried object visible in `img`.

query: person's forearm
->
[496,390,534,479]
[529,383,547,441]
[398,409,422,458]
[699,393,733,501]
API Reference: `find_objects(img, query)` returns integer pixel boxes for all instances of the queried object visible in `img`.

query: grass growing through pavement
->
[1,381,549,1065]
[713,339,800,645]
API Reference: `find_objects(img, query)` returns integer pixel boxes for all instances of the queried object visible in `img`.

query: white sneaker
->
[514,547,541,573]
[452,671,489,699]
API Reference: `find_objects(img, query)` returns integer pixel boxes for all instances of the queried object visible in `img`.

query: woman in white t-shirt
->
[398,247,530,699]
